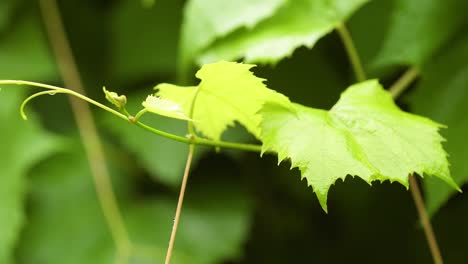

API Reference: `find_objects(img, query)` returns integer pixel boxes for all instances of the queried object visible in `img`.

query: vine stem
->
[38,0,131,260]
[409,176,443,264]
[336,22,442,264]
[0,79,263,153]
[165,144,195,264]
[389,71,444,264]
[165,61,202,263]
[389,67,420,98]
[336,23,366,82]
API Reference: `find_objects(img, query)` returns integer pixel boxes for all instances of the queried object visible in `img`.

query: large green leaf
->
[373,0,468,68]
[0,90,59,263]
[410,34,468,215]
[259,80,458,212]
[154,61,289,140]
[196,0,368,65]
[179,0,286,76]
[17,144,252,264]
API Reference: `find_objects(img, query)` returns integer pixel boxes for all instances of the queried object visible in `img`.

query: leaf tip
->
[315,190,329,213]
[260,146,268,157]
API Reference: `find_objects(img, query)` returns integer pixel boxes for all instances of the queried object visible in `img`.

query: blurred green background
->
[0,0,467,263]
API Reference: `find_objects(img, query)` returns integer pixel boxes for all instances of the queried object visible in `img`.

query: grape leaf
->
[259,80,459,212]
[410,34,468,215]
[179,0,286,75]
[373,0,468,68]
[197,0,368,65]
[142,95,192,121]
[153,61,289,140]
[0,90,59,263]
[17,148,252,264]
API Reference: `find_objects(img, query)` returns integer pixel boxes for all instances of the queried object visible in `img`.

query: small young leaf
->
[197,0,369,65]
[259,80,459,212]
[101,91,205,187]
[103,87,127,109]
[142,95,191,121]
[156,61,289,140]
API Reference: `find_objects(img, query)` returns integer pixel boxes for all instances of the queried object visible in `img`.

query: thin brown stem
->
[336,23,366,82]
[335,23,441,263]
[165,144,195,264]
[38,0,130,259]
[389,67,420,98]
[389,70,443,264]
[409,176,443,264]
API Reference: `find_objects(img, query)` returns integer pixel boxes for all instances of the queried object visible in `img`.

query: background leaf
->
[0,89,59,263]
[373,0,468,68]
[0,5,60,260]
[410,33,468,215]
[260,80,457,211]
[17,143,252,264]
[0,0,18,32]
[179,0,286,76]
[346,0,394,76]
[196,0,368,65]
[0,7,58,80]
[110,0,184,85]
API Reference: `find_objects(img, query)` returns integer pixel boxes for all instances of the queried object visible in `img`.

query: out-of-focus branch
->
[38,0,131,259]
